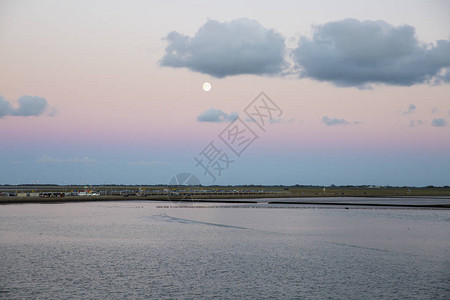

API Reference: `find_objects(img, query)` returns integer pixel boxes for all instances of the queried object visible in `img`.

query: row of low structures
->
[0,191,98,197]
[1,189,286,198]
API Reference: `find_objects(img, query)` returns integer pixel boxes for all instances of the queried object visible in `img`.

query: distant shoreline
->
[1,195,449,208]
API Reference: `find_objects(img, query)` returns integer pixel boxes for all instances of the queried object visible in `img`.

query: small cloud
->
[0,94,55,118]
[322,116,350,126]
[12,96,48,116]
[160,18,286,78]
[403,104,416,114]
[409,120,424,127]
[0,96,12,118]
[431,118,447,127]
[37,154,98,164]
[197,108,238,123]
[128,161,172,165]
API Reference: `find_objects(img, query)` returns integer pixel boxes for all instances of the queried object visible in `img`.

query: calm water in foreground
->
[1,201,449,299]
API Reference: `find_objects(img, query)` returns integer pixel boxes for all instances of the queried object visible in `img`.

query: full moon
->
[202,82,211,92]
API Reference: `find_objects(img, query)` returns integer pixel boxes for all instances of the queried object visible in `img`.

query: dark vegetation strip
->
[1,196,449,208]
[268,201,450,208]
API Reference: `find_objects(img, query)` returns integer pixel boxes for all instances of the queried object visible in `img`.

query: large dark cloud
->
[197,108,238,123]
[0,95,51,118]
[292,19,450,87]
[160,18,286,78]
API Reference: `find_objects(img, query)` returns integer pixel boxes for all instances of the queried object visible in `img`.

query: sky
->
[1,0,449,186]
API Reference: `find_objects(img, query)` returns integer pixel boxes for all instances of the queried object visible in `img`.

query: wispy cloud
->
[269,118,295,124]
[128,161,172,165]
[37,154,98,164]
[402,104,416,114]
[0,95,55,118]
[431,118,447,127]
[197,108,238,123]
[409,120,424,127]
[321,116,360,126]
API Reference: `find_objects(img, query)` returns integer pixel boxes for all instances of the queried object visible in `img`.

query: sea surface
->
[1,200,449,299]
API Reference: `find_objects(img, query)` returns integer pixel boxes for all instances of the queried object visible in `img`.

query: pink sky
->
[1,0,449,185]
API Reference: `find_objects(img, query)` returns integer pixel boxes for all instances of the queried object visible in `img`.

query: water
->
[1,201,449,299]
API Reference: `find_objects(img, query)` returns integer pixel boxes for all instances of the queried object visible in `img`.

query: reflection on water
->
[1,201,449,299]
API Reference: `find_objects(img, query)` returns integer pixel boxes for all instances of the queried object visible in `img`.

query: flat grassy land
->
[1,185,449,205]
[288,186,450,197]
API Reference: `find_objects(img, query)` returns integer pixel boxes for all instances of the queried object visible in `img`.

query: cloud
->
[128,161,172,165]
[403,104,416,114]
[409,120,424,127]
[160,18,450,87]
[292,19,450,88]
[437,68,450,83]
[197,108,238,123]
[37,154,98,164]
[12,96,48,116]
[0,96,12,118]
[0,95,53,118]
[269,118,295,124]
[322,116,350,126]
[431,118,447,127]
[160,18,286,78]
